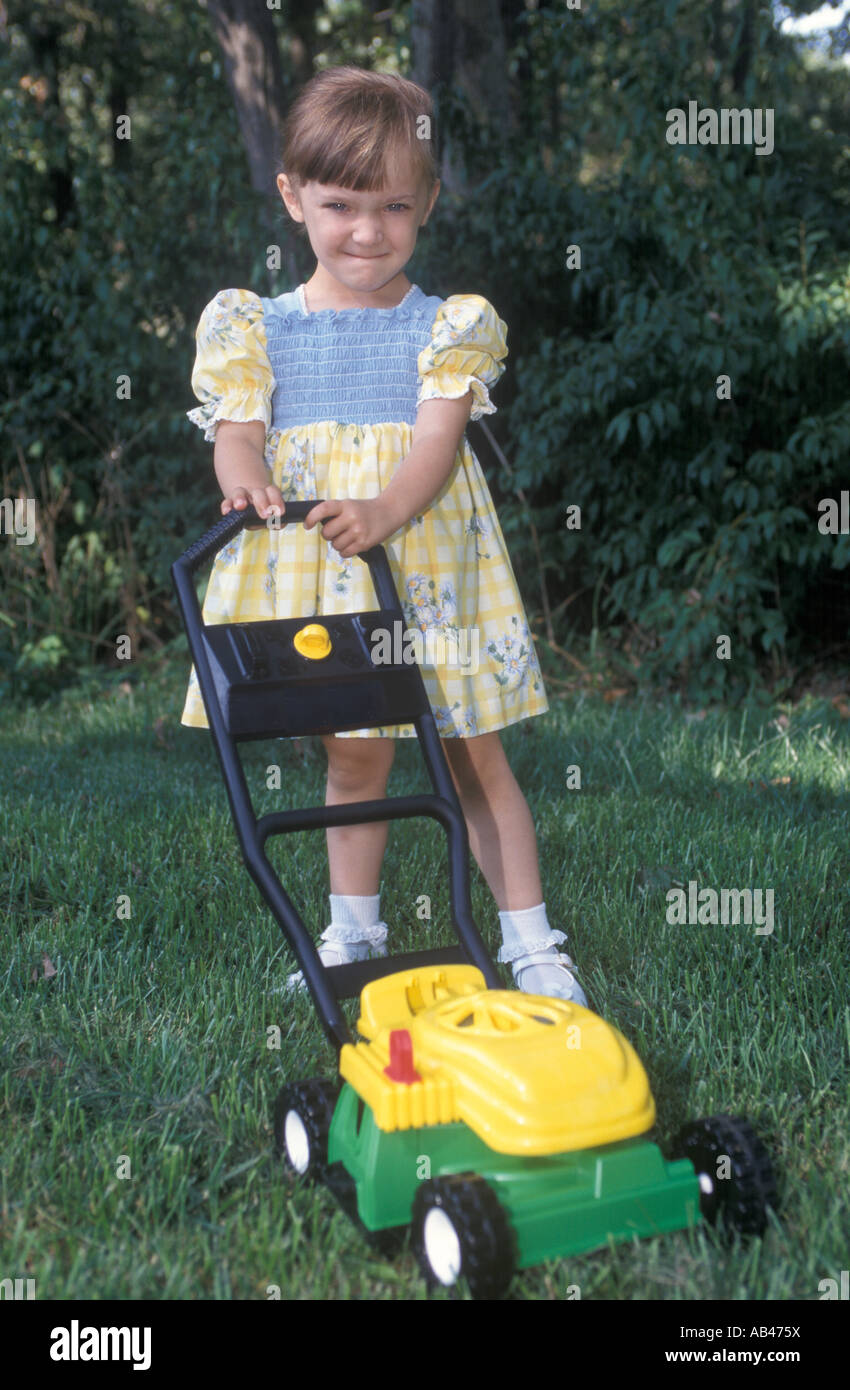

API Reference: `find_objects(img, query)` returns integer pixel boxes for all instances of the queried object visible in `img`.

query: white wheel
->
[423,1207,463,1286]
[413,1175,515,1299]
[273,1079,337,1183]
[284,1110,311,1175]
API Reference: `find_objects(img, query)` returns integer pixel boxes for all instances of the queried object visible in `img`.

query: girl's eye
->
[325,202,411,213]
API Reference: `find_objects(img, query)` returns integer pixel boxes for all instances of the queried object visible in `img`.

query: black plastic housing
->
[202,609,427,740]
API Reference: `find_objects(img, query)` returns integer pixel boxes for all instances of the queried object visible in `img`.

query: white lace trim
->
[497,930,568,965]
[416,376,496,422]
[186,405,268,445]
[320,921,389,946]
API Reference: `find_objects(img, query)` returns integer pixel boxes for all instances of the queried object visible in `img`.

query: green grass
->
[2,654,849,1300]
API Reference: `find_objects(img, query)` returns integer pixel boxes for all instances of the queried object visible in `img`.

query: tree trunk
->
[450,0,513,135]
[285,0,323,91]
[411,0,513,196]
[206,0,289,197]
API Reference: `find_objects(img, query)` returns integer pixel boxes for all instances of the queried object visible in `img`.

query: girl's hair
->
[279,65,438,199]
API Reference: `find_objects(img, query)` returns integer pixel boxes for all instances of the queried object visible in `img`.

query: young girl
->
[181,65,586,1006]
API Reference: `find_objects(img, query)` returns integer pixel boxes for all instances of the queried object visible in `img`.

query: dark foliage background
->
[1,0,848,704]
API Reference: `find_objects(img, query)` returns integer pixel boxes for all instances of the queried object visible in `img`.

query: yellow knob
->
[293,623,332,660]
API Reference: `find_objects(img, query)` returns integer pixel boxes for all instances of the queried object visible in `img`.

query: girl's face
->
[277,149,439,305]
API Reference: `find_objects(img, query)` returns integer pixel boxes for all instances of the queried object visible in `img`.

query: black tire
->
[273,1078,339,1183]
[412,1173,516,1300]
[671,1113,777,1237]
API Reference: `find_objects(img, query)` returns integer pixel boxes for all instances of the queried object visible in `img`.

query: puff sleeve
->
[186,288,274,443]
[416,294,508,422]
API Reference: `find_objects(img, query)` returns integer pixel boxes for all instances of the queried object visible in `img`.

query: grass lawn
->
[2,651,848,1300]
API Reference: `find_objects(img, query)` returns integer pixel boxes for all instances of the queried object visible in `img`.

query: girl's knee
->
[322,734,395,789]
[442,730,506,791]
[442,730,503,768]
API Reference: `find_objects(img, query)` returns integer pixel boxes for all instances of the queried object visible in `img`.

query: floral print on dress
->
[264,427,283,472]
[217,537,242,567]
[185,288,274,442]
[403,573,475,672]
[404,573,458,631]
[487,615,542,694]
[433,703,479,736]
[438,302,485,342]
[462,707,480,734]
[278,434,317,496]
[327,539,354,595]
[207,292,259,340]
[415,296,508,423]
[465,509,491,560]
[264,550,278,597]
[433,702,462,734]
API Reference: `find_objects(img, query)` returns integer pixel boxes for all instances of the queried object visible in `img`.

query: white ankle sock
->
[497,902,567,965]
[329,893,380,928]
[323,893,387,947]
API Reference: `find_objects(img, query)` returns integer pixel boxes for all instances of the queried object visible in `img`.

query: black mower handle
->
[170,497,504,1040]
[175,501,322,576]
[172,499,404,615]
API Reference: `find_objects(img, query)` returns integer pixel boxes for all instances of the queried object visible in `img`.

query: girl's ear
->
[277,173,304,222]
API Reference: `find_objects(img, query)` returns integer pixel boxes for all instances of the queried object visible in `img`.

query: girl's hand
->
[221,484,286,523]
[304,498,395,558]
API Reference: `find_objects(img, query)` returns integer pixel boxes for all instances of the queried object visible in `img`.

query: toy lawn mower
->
[172,503,778,1300]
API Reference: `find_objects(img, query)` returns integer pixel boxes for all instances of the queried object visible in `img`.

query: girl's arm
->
[214,420,285,518]
[379,391,473,534]
[305,392,473,556]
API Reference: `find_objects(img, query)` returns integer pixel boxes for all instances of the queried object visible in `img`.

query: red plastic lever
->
[384,1028,422,1085]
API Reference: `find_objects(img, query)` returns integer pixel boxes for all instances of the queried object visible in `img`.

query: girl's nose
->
[350,219,384,246]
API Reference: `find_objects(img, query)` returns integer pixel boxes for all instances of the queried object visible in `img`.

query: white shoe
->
[512,946,588,1007]
[282,922,388,993]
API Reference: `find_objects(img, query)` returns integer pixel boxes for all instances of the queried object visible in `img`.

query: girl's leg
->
[441,730,586,1003]
[320,733,396,894]
[284,734,396,984]
[440,730,542,910]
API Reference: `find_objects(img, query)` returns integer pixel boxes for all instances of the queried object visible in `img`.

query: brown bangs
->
[280,65,437,195]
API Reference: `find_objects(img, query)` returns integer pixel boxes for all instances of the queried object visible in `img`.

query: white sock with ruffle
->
[497,902,566,963]
[320,893,388,960]
[498,902,587,1005]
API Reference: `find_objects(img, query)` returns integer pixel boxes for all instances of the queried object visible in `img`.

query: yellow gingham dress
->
[181,283,549,738]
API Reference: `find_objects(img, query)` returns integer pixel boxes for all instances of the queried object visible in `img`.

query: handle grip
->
[171,499,404,615]
[174,501,321,578]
